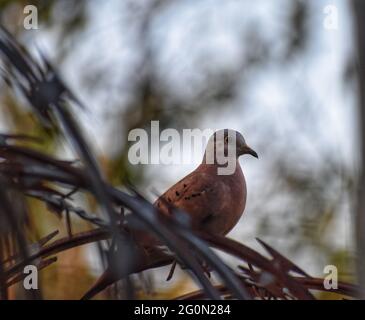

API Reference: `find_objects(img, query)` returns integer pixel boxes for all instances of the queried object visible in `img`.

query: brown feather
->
[154,161,246,235]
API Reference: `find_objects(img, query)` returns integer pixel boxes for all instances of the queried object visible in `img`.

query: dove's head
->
[204,129,258,164]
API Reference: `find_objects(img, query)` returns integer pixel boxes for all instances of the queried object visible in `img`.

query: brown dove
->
[82,129,257,299]
[154,128,258,236]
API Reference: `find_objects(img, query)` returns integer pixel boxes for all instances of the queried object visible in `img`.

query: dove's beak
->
[241,145,258,158]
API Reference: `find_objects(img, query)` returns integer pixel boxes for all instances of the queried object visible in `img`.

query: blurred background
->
[0,0,358,299]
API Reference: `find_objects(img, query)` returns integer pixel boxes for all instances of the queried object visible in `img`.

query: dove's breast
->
[154,161,247,236]
[201,161,246,235]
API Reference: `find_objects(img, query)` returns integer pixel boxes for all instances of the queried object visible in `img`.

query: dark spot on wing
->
[184,191,204,201]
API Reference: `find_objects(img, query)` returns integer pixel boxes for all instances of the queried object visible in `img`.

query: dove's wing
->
[154,170,231,232]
